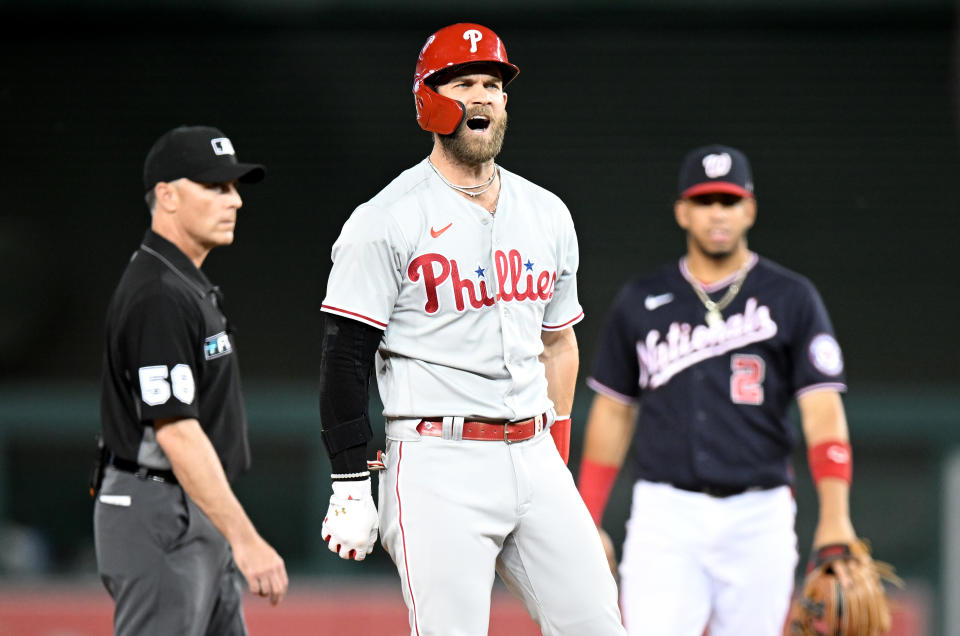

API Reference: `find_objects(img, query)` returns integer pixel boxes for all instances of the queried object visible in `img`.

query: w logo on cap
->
[463,29,483,52]
[702,153,732,178]
[210,137,235,156]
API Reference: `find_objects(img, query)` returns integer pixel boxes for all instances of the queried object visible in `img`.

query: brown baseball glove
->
[789,539,902,636]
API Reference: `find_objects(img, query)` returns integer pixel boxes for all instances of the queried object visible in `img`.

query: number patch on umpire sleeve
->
[138,364,196,406]
[170,364,196,404]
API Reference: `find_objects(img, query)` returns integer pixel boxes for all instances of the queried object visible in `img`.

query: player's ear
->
[674,199,690,229]
[743,197,757,228]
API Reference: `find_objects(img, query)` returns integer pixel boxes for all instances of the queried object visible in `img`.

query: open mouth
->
[466,115,491,132]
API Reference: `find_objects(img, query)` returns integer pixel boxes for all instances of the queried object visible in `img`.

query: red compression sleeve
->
[577,458,619,526]
[550,416,571,465]
[808,440,853,485]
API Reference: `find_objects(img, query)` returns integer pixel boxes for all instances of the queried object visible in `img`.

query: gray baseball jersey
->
[322,157,624,635]
[322,158,583,421]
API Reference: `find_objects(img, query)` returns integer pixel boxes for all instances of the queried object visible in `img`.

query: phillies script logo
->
[408,249,556,313]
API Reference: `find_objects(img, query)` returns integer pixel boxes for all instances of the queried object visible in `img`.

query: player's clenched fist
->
[322,478,379,561]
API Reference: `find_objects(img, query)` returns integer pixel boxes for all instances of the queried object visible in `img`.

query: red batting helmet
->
[413,23,520,135]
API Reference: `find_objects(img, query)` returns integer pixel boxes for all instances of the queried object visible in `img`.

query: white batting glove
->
[321,478,379,561]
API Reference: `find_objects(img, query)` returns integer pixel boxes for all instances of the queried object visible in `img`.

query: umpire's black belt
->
[670,482,777,498]
[109,455,178,485]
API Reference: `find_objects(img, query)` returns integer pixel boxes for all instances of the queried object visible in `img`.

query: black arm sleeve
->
[318,314,382,478]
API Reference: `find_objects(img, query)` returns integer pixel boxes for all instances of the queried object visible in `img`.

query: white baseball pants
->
[619,480,797,636]
[378,430,625,636]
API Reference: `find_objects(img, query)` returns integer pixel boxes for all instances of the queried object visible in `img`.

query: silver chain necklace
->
[687,259,752,328]
[428,159,498,198]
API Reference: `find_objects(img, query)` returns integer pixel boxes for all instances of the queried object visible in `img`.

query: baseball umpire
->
[577,145,861,635]
[317,23,625,636]
[93,125,288,635]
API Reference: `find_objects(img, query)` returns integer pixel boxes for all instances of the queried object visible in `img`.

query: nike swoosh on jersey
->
[644,293,675,311]
[430,222,453,238]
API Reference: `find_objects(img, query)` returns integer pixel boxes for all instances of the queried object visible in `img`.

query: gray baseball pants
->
[94,466,247,636]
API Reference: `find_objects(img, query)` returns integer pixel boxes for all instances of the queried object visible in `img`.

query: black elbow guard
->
[318,314,382,457]
[321,416,374,457]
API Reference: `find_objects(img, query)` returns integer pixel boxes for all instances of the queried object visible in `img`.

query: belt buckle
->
[134,466,168,484]
[504,414,543,444]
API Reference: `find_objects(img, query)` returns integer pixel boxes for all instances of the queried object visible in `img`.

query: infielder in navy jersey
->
[577,145,859,635]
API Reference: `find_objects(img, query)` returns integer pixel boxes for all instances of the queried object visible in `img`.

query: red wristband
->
[577,458,619,525]
[808,440,852,485]
[550,417,571,465]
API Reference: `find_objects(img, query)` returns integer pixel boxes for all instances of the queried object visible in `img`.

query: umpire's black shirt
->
[100,229,250,482]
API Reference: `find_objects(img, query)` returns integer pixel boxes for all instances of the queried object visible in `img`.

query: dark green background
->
[0,2,957,634]
[1,7,957,385]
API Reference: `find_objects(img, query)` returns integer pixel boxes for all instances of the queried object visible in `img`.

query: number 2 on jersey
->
[730,354,765,405]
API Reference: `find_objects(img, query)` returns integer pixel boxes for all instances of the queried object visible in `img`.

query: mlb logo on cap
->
[142,125,265,192]
[678,144,754,200]
[211,137,235,156]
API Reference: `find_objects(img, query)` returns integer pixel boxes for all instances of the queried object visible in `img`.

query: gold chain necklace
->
[686,259,752,328]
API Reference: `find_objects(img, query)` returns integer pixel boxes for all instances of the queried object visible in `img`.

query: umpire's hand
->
[153,418,290,606]
[232,534,289,605]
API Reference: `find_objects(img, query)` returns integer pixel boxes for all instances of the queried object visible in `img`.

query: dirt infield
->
[0,580,930,635]
[0,581,541,635]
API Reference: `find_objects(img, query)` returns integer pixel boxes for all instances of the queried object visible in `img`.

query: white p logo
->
[463,29,483,53]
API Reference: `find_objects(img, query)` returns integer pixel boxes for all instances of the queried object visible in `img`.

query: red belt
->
[416,414,545,443]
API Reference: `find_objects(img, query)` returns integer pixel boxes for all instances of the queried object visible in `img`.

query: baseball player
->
[317,23,625,636]
[577,145,859,635]
[94,125,288,635]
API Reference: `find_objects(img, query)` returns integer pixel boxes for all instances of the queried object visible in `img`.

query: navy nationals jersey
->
[588,253,846,489]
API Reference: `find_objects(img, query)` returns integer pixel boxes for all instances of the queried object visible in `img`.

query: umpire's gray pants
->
[94,466,247,636]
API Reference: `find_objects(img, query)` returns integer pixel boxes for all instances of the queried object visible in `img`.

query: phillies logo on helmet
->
[413,23,520,135]
[407,249,555,314]
[463,29,483,52]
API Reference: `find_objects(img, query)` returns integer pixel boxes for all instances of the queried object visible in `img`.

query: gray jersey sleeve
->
[542,204,583,331]
[322,204,411,329]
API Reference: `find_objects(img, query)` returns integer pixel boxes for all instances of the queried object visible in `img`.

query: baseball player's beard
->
[440,111,508,166]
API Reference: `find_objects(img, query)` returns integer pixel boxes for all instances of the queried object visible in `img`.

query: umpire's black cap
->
[143,125,266,192]
[678,144,754,200]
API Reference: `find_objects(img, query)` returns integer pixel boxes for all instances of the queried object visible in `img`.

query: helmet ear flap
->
[414,81,466,135]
